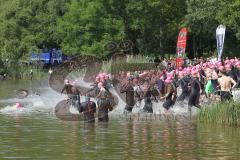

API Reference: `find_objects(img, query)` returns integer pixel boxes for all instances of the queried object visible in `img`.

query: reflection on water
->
[0,114,240,160]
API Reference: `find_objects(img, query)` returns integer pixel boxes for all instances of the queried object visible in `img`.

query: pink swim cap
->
[15,103,22,109]
[217,62,222,67]
[219,66,224,71]
[225,60,230,64]
[64,79,70,84]
[100,74,105,78]
[209,64,214,69]
[225,64,231,68]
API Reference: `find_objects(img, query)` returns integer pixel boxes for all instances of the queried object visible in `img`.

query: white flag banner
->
[216,25,226,60]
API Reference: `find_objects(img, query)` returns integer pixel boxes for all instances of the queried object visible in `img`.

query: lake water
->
[0,80,240,160]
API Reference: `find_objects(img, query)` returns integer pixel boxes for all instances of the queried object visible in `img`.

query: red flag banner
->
[176,28,188,57]
[176,28,188,68]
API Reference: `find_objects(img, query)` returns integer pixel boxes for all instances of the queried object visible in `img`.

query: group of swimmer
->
[116,57,239,113]
[61,78,113,123]
[59,57,240,123]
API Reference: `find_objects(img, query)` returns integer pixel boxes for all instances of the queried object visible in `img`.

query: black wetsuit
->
[120,84,135,112]
[163,83,176,110]
[228,69,238,83]
[71,88,81,108]
[97,89,112,122]
[79,101,96,123]
[143,89,157,113]
[177,76,190,102]
[156,79,165,97]
[220,91,232,101]
[188,77,201,108]
[199,69,206,91]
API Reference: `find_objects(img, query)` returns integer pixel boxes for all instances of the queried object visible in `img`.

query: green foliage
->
[216,0,240,39]
[57,0,125,56]
[0,0,69,59]
[57,0,186,57]
[0,0,240,61]
[198,101,240,127]
[184,0,240,57]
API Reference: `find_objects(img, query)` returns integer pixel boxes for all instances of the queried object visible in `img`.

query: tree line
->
[0,0,240,61]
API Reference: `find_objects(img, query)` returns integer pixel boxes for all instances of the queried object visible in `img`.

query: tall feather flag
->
[176,28,188,68]
[216,25,226,60]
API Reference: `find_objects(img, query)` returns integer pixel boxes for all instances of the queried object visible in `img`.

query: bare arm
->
[230,78,237,89]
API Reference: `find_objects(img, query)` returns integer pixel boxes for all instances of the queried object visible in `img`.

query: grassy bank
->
[198,101,240,127]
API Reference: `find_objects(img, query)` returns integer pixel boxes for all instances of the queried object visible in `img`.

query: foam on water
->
[0,104,42,115]
[0,82,65,115]
[61,70,201,116]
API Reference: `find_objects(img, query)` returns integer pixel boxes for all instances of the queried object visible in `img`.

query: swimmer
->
[142,82,158,113]
[188,71,201,111]
[161,78,177,113]
[16,89,29,99]
[176,72,190,103]
[218,70,237,101]
[78,97,96,123]
[96,82,113,122]
[120,77,135,113]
